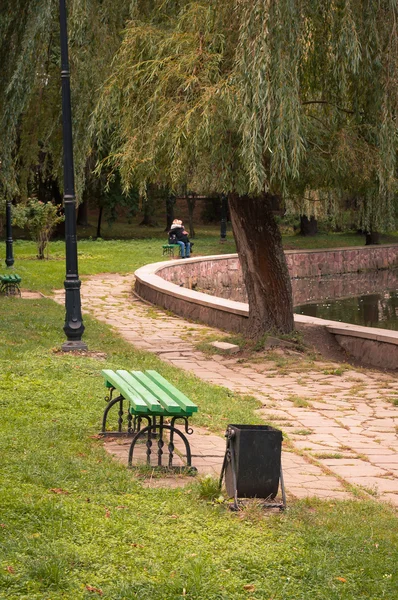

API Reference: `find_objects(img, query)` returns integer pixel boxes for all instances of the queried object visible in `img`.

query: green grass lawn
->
[282,230,398,249]
[0,234,236,294]
[0,298,397,600]
[0,230,398,599]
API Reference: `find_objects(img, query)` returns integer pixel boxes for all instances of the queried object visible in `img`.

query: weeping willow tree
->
[0,0,132,202]
[92,0,398,337]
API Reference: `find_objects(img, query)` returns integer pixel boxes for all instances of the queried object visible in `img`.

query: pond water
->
[192,263,398,331]
[294,270,398,331]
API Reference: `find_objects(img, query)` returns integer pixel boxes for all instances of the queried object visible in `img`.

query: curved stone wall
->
[285,244,398,277]
[134,245,398,370]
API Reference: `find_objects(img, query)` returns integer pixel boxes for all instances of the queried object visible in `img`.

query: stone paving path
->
[53,274,398,505]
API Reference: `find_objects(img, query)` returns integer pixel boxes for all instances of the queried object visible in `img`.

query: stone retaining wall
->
[160,245,398,284]
[159,246,398,305]
[285,244,398,278]
[134,245,398,370]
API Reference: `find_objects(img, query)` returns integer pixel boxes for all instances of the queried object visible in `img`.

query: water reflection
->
[295,290,398,330]
[194,264,398,331]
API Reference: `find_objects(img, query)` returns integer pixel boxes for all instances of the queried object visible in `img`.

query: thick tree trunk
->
[365,231,380,245]
[77,196,89,226]
[300,215,318,236]
[228,193,294,337]
[186,197,196,238]
[139,197,157,226]
[96,206,103,239]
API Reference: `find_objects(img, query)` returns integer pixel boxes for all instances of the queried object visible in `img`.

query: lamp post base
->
[61,340,88,352]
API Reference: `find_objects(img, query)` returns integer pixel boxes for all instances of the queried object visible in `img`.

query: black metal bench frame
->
[162,244,181,257]
[101,384,196,471]
[0,275,21,296]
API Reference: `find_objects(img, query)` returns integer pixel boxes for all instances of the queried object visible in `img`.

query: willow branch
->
[301,100,355,115]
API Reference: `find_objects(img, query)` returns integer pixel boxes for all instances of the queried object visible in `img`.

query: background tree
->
[3,0,398,336]
[93,0,398,336]
[0,0,132,202]
[165,192,176,232]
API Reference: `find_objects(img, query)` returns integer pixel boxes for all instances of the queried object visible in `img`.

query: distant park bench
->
[162,243,181,257]
[100,369,198,469]
[0,274,21,296]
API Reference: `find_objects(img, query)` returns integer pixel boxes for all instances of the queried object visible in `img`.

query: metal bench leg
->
[101,393,136,436]
[101,393,125,434]
[157,416,164,466]
[128,421,194,470]
[0,283,21,296]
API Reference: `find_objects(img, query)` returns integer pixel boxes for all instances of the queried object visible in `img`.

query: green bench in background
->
[162,243,181,257]
[0,274,21,296]
[101,369,198,470]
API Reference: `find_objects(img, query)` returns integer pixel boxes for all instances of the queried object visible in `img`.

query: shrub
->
[13,199,64,259]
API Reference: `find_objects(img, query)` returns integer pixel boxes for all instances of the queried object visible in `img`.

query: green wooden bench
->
[0,274,21,296]
[101,369,198,469]
[162,243,181,257]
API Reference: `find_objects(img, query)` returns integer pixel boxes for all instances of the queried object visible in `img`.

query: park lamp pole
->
[220,194,227,242]
[59,0,87,351]
[5,200,14,267]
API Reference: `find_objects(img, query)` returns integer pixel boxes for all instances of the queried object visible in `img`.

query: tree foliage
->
[2,0,398,234]
[0,0,131,201]
[94,0,398,232]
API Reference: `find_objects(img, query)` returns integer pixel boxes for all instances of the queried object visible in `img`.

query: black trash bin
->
[220,424,285,508]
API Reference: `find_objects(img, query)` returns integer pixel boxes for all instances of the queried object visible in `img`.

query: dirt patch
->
[52,348,107,360]
[21,290,44,299]
[295,322,356,364]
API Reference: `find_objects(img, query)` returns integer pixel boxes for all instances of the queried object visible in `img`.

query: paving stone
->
[52,272,398,502]
[209,341,240,353]
[348,477,398,493]
[380,493,398,506]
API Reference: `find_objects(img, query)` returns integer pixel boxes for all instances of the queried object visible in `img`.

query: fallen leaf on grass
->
[335,577,347,583]
[105,509,111,518]
[85,585,103,595]
[0,524,6,528]
[243,584,256,592]
[6,566,15,574]
[49,488,69,495]
[130,543,144,548]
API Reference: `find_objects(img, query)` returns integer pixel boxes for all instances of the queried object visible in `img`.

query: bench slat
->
[130,371,181,414]
[116,370,164,413]
[101,369,148,413]
[145,370,198,414]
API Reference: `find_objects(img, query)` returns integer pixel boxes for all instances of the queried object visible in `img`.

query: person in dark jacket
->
[168,219,191,258]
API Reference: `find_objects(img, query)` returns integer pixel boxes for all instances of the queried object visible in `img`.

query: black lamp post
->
[5,200,14,267]
[220,194,227,242]
[59,0,87,351]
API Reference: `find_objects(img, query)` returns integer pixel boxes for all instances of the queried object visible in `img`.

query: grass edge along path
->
[0,298,397,599]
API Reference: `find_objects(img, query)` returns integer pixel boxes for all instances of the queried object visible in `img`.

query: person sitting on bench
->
[168,219,191,258]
